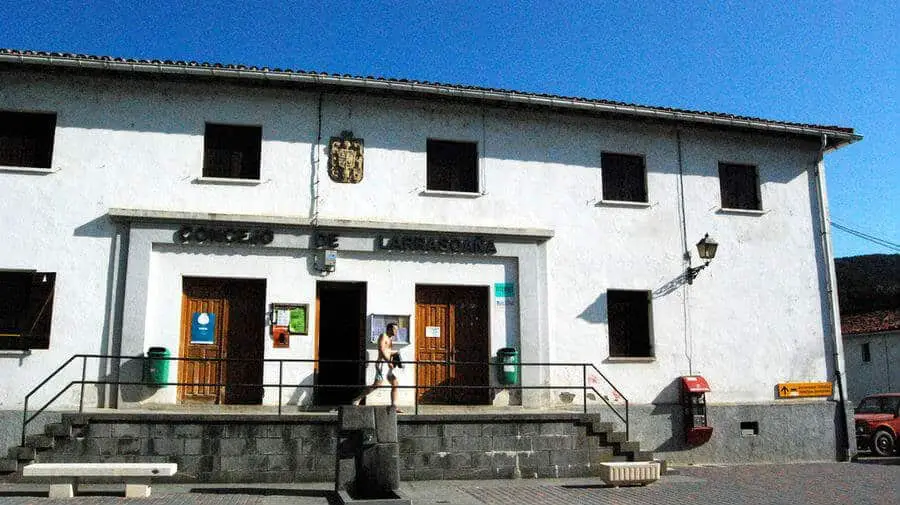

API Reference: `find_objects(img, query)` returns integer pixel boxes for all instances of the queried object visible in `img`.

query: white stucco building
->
[842,309,900,404]
[0,49,860,463]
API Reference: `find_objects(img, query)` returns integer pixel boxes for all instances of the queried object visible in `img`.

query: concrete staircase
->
[1,411,653,482]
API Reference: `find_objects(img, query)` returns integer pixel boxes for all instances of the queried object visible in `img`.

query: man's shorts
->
[374,361,397,382]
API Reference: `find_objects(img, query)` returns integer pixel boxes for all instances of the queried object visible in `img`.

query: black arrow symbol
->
[780,386,789,394]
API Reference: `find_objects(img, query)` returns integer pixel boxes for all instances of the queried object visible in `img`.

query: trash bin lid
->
[147,346,169,355]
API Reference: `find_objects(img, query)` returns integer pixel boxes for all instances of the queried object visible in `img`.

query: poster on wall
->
[191,312,215,344]
[369,314,410,345]
[495,282,517,306]
[271,303,309,335]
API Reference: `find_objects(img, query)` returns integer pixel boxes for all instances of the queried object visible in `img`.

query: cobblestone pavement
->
[0,461,897,505]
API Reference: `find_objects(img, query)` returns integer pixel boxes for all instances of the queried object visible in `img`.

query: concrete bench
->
[598,461,660,487]
[22,462,177,498]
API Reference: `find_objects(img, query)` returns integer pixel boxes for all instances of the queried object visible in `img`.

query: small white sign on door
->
[425,326,441,338]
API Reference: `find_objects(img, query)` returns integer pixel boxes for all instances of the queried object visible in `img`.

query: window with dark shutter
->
[0,111,57,169]
[601,153,647,203]
[203,123,262,179]
[607,290,652,358]
[718,162,761,210]
[426,139,478,193]
[0,271,55,350]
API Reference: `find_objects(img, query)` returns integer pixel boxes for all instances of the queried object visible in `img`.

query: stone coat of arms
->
[328,131,364,183]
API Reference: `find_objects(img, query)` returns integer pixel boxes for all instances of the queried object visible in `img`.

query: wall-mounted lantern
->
[686,233,718,284]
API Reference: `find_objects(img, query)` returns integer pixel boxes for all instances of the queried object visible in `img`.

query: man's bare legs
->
[353,377,401,412]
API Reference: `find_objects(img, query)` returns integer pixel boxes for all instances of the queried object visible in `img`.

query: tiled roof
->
[841,308,900,335]
[0,48,857,139]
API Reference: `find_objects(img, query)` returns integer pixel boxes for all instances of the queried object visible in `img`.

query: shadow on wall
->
[287,373,316,407]
[653,272,690,298]
[118,357,157,403]
[74,214,123,409]
[649,377,689,453]
[577,292,607,324]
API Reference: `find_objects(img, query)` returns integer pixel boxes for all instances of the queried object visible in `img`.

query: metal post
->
[414,360,419,416]
[79,356,87,413]
[21,397,28,446]
[582,364,587,414]
[625,399,630,441]
[278,361,283,416]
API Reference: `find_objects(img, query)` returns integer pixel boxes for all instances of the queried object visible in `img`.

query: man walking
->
[354,322,402,412]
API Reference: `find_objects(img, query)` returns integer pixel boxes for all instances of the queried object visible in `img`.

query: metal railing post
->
[79,355,87,413]
[21,397,28,446]
[278,361,283,416]
[582,364,587,414]
[413,360,419,416]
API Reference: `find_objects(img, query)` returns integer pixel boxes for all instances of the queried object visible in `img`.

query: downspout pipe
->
[813,133,852,461]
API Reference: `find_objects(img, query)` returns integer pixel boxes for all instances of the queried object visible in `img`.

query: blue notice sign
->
[191,312,215,344]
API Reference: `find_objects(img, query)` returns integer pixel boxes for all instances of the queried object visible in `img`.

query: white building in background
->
[842,309,900,403]
[0,49,860,463]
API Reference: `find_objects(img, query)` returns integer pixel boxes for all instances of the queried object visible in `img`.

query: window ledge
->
[0,166,57,175]
[193,177,262,186]
[595,200,651,208]
[604,356,656,364]
[717,207,766,216]
[419,189,483,198]
[0,349,32,356]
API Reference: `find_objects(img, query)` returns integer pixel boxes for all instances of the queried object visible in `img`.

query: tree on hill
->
[834,254,900,315]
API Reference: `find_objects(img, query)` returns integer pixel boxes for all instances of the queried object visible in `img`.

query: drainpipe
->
[812,133,852,461]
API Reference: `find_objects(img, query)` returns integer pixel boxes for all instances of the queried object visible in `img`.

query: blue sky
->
[1,0,896,258]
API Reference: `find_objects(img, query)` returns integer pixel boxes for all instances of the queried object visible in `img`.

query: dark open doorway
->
[315,281,366,406]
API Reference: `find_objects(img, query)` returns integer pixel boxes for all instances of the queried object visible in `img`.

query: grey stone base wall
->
[626,401,851,464]
[23,414,619,483]
[398,418,616,481]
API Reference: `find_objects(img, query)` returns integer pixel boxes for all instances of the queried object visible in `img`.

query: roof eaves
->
[0,49,862,148]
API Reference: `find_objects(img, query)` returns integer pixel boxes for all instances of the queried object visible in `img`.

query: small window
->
[718,162,761,210]
[203,123,262,179]
[0,271,56,350]
[861,342,871,363]
[601,152,647,202]
[0,111,57,169]
[607,290,652,358]
[740,421,759,436]
[426,139,478,193]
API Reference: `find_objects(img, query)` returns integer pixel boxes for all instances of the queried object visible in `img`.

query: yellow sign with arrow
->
[776,382,833,398]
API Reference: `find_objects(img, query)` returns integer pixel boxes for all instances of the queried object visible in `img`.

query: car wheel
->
[872,430,896,457]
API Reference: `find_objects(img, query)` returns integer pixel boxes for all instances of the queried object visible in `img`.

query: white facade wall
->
[1,69,835,414]
[844,332,900,403]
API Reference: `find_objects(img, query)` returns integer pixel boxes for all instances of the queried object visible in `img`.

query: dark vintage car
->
[855,393,900,456]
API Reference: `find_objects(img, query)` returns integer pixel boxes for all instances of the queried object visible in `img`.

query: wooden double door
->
[178,277,266,405]
[415,285,489,405]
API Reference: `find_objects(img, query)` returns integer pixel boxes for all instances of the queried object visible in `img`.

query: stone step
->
[617,441,641,454]
[588,421,615,434]
[44,422,72,438]
[8,446,35,461]
[0,458,18,473]
[65,415,89,427]
[25,434,54,450]
[632,451,655,462]
[603,431,628,443]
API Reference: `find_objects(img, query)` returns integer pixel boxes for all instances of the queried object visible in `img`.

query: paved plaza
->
[0,460,897,505]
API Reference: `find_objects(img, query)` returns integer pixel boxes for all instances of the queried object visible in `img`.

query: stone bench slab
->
[23,463,177,498]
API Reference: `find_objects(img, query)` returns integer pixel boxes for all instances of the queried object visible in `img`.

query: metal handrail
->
[20,354,629,445]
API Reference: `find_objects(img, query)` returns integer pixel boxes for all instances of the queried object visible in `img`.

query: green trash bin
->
[496,347,519,386]
[144,347,170,386]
